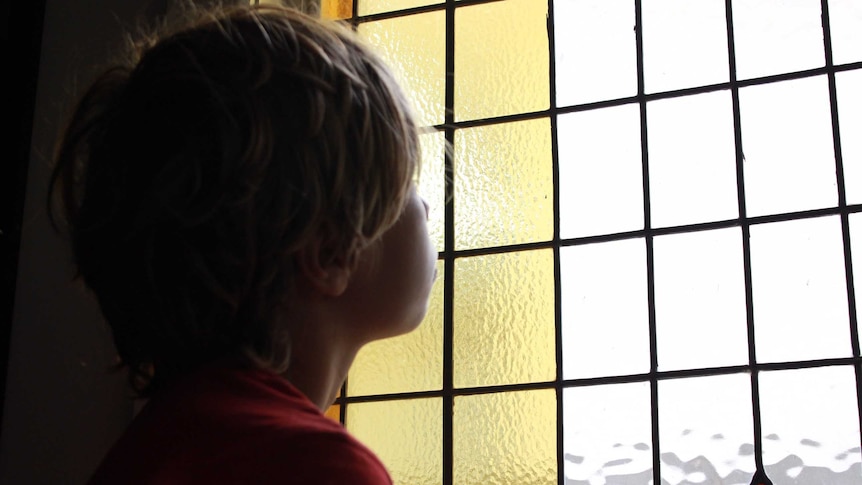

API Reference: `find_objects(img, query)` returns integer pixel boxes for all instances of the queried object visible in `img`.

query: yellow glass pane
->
[454,390,556,485]
[324,404,341,422]
[455,0,549,121]
[348,260,444,395]
[455,119,553,250]
[358,0,439,16]
[419,132,446,253]
[359,11,446,127]
[453,249,555,388]
[347,398,442,485]
[320,0,354,19]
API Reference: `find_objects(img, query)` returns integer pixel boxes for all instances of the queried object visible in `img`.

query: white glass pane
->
[851,213,862,353]
[654,228,748,371]
[750,216,852,362]
[760,366,862,484]
[554,0,637,106]
[564,382,653,484]
[559,104,644,238]
[561,239,650,379]
[658,375,755,485]
[837,69,862,205]
[740,76,837,217]
[647,91,739,227]
[732,0,825,80]
[642,0,729,93]
[828,0,862,64]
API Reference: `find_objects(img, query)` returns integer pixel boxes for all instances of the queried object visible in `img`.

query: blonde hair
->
[49,4,420,396]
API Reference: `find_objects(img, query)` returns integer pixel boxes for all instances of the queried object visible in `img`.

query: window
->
[294,0,862,483]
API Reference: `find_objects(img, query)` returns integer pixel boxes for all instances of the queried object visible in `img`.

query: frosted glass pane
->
[563,382,653,484]
[419,132,446,252]
[454,250,555,388]
[739,76,837,217]
[658,375,756,485]
[828,0,862,64]
[454,0,549,121]
[554,0,637,106]
[647,91,738,227]
[359,11,445,127]
[454,390,556,485]
[760,367,862,483]
[750,216,852,362]
[558,104,644,238]
[319,0,353,20]
[348,260,444,395]
[324,404,340,422]
[358,0,438,16]
[837,69,862,205]
[851,213,862,353]
[347,398,442,485]
[642,0,729,93]
[732,0,825,80]
[561,239,650,379]
[654,228,748,371]
[455,119,553,250]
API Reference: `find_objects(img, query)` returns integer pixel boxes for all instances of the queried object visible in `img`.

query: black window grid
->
[322,1,862,484]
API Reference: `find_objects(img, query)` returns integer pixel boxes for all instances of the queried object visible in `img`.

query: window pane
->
[837,69,862,205]
[420,132,446,252]
[642,0,729,93]
[348,260,444,396]
[454,0,549,121]
[358,0,438,16]
[563,382,653,484]
[320,0,354,20]
[750,216,852,362]
[558,104,644,238]
[828,0,862,64]
[654,228,748,371]
[732,0,825,80]
[647,91,738,227]
[454,250,555,388]
[454,390,556,485]
[658,375,756,484]
[554,0,637,106]
[346,398,442,485]
[562,239,650,379]
[740,76,837,217]
[760,367,862,483]
[359,11,445,127]
[455,119,553,250]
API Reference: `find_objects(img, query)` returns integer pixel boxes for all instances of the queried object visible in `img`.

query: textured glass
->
[454,250,555,388]
[454,390,556,485]
[647,91,738,227]
[828,0,862,64]
[659,375,756,485]
[852,213,862,353]
[358,0,438,16]
[319,0,353,19]
[455,119,553,250]
[642,0,729,93]
[654,228,748,371]
[324,404,340,422]
[359,11,445,127]
[561,239,650,379]
[348,260,443,396]
[454,0,549,121]
[420,132,446,252]
[739,76,837,217]
[558,104,643,238]
[837,69,862,205]
[759,367,862,483]
[563,382,653,484]
[347,398,442,485]
[732,0,825,80]
[554,0,637,106]
[750,216,852,362]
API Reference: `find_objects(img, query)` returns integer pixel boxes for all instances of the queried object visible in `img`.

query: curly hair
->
[48,4,420,397]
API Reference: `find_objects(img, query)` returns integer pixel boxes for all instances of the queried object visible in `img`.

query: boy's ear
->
[296,238,353,297]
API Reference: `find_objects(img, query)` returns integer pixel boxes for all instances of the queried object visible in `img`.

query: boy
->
[49,4,436,484]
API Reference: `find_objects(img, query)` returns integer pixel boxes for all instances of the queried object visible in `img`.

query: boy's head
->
[49,4,421,396]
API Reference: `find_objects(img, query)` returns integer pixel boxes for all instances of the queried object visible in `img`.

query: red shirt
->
[87,361,392,485]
